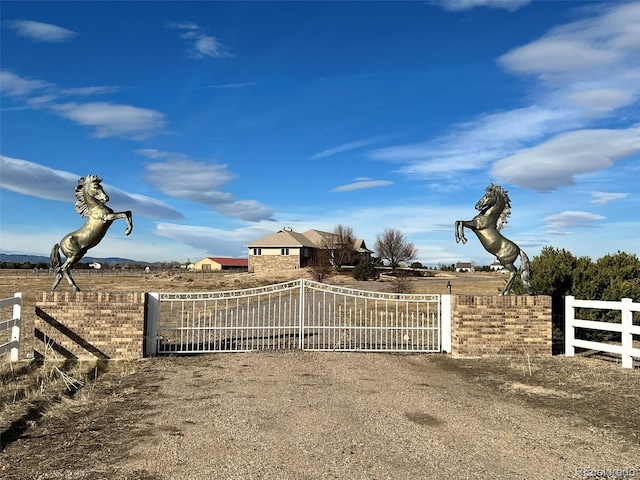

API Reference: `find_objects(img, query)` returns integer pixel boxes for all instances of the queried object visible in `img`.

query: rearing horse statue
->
[455,184,532,296]
[51,175,133,291]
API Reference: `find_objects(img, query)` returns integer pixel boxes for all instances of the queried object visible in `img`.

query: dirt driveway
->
[2,352,638,480]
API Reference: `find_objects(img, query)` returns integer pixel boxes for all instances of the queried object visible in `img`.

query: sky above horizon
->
[1,0,639,267]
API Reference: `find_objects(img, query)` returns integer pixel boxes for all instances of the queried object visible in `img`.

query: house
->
[455,261,475,273]
[302,229,373,264]
[193,257,248,272]
[490,261,507,272]
[246,227,373,273]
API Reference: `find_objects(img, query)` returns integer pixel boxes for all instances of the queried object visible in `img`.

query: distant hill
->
[0,253,153,266]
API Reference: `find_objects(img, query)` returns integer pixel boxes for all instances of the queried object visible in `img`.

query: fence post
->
[565,295,575,357]
[440,294,452,353]
[145,293,160,357]
[620,298,633,369]
[10,293,22,362]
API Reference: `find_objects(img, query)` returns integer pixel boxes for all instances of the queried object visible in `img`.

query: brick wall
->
[30,291,552,360]
[35,292,146,361]
[451,295,552,356]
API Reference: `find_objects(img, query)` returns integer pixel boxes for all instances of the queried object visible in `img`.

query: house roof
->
[247,227,374,253]
[303,229,373,253]
[354,238,373,254]
[203,257,248,267]
[456,262,473,268]
[246,228,317,248]
[302,229,333,247]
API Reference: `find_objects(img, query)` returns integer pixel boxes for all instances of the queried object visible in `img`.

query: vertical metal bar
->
[299,279,305,350]
[278,291,282,349]
[180,301,185,352]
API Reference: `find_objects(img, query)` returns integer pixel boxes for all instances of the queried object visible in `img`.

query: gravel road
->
[121,352,638,480]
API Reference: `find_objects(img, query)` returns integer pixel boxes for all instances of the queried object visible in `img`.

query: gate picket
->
[151,279,441,354]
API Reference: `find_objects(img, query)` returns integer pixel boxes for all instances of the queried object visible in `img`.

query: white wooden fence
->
[0,293,22,362]
[565,296,640,369]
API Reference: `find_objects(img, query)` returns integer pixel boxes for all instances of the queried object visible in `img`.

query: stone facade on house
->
[249,252,303,273]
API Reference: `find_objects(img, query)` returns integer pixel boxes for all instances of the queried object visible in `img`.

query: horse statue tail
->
[50,243,62,271]
[519,250,533,294]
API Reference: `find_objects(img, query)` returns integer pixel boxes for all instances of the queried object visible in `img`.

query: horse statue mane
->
[484,183,511,231]
[75,174,103,217]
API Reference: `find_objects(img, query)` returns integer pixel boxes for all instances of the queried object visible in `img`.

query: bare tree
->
[389,272,413,294]
[308,248,333,282]
[329,224,356,271]
[374,228,418,271]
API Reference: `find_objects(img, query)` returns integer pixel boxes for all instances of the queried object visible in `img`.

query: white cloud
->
[0,155,184,220]
[155,223,274,258]
[194,36,226,58]
[0,70,50,97]
[8,20,77,43]
[50,102,166,139]
[209,200,274,223]
[1,71,160,139]
[430,0,531,12]
[498,3,640,117]
[499,38,619,74]
[1,71,117,103]
[373,3,640,192]
[371,106,580,177]
[543,211,606,235]
[142,152,236,191]
[0,155,78,200]
[204,82,257,89]
[332,179,393,192]
[60,86,118,96]
[139,150,274,222]
[310,137,389,160]
[492,125,640,190]
[586,191,629,205]
[166,21,232,59]
[568,88,634,115]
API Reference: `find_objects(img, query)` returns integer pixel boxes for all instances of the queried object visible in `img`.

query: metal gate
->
[147,279,444,354]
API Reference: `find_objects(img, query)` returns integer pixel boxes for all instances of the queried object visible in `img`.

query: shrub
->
[352,259,378,281]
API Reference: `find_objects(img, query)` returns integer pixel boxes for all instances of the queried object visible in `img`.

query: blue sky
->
[1,0,639,266]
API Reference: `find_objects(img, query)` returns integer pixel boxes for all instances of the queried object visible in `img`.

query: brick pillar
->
[451,295,552,356]
[35,292,146,360]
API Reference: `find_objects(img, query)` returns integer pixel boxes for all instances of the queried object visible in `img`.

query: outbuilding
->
[193,257,248,272]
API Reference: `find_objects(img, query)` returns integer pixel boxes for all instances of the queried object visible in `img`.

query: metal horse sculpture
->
[455,184,532,296]
[51,175,133,291]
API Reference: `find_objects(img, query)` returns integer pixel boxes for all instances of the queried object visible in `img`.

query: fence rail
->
[0,293,22,362]
[565,295,640,369]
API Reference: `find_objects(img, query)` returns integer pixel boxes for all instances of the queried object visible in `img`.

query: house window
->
[281,248,290,256]
[253,248,262,256]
